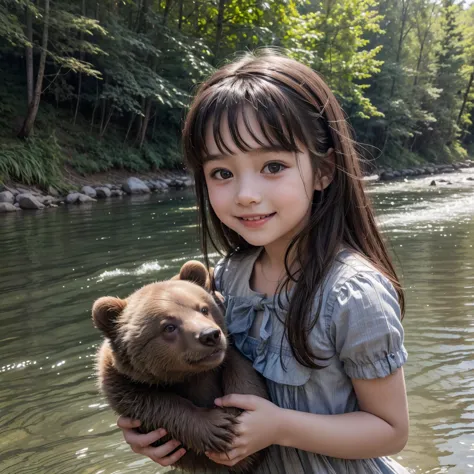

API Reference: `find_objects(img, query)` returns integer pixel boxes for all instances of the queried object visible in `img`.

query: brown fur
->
[92,260,269,473]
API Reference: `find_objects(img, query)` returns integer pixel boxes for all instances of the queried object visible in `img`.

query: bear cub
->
[92,260,269,473]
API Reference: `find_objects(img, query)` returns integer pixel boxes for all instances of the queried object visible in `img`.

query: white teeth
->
[241,214,272,221]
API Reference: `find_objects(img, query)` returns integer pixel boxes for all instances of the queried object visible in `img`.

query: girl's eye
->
[163,324,177,333]
[263,162,286,174]
[211,169,233,180]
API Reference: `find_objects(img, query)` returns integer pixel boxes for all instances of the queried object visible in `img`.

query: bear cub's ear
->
[92,296,127,339]
[172,260,212,291]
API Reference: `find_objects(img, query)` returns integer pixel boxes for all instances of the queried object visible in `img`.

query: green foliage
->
[1,0,474,182]
[0,136,65,189]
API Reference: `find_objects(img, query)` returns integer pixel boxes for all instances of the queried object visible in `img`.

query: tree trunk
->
[90,78,99,132]
[139,99,152,149]
[25,4,34,108]
[178,0,184,30]
[18,0,50,138]
[457,71,474,125]
[390,0,412,99]
[74,0,87,125]
[214,0,226,62]
[124,112,136,143]
[163,0,173,26]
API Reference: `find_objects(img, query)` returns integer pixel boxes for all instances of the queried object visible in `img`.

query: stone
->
[0,191,15,204]
[0,202,20,213]
[430,180,436,186]
[95,186,112,198]
[466,177,474,181]
[47,186,60,197]
[16,193,45,210]
[78,194,96,203]
[66,193,81,204]
[42,195,55,206]
[110,189,123,197]
[81,186,97,198]
[122,177,151,195]
[380,171,394,181]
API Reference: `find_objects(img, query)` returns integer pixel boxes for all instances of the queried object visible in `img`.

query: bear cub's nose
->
[198,328,221,346]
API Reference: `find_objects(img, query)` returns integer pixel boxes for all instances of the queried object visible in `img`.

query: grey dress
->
[212,247,411,474]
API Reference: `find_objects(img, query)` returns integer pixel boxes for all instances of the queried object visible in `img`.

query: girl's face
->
[203,112,321,256]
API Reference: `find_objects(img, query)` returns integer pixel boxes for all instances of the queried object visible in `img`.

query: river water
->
[1,170,473,474]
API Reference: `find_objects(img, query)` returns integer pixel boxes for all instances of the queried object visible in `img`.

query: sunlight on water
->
[97,261,169,281]
[0,183,473,473]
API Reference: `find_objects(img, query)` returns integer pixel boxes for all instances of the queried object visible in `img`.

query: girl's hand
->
[117,416,186,467]
[205,394,282,467]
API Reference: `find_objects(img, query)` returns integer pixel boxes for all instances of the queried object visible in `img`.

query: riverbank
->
[0,169,193,213]
[1,160,473,213]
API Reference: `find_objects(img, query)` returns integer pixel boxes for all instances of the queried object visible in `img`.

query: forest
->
[1,0,473,188]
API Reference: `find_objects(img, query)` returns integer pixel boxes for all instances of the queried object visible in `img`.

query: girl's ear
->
[314,148,335,191]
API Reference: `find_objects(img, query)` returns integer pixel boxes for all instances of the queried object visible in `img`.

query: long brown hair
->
[183,49,405,369]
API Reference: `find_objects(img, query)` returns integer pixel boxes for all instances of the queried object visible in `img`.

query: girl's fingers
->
[140,441,186,466]
[123,428,167,449]
[206,448,243,463]
[117,416,141,430]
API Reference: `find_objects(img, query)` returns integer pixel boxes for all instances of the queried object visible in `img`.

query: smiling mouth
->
[238,213,276,221]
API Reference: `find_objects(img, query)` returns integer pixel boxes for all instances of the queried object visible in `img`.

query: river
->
[1,169,473,473]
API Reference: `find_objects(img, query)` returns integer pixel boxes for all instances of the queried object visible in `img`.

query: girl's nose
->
[235,178,262,206]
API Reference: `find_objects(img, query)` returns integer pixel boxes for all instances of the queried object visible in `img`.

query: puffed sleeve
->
[328,271,408,379]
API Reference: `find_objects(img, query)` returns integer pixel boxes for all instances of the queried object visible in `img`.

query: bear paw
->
[188,408,238,454]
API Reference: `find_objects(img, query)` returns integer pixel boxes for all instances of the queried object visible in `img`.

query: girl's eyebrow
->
[204,145,290,162]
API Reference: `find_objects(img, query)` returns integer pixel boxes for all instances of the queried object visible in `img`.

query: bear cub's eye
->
[163,324,177,333]
[200,307,209,315]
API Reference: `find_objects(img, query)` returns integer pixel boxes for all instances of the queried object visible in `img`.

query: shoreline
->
[1,161,473,214]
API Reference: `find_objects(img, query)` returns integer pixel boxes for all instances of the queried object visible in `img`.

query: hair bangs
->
[186,76,308,168]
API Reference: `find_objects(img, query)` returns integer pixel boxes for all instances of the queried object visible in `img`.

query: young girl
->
[118,49,410,473]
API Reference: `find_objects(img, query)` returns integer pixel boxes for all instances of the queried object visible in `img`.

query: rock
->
[104,183,114,190]
[122,177,151,195]
[67,192,96,204]
[440,167,455,173]
[438,179,448,183]
[110,189,123,197]
[430,180,436,186]
[78,194,96,203]
[0,191,15,204]
[66,193,81,204]
[380,171,394,181]
[0,202,20,213]
[466,177,474,181]
[154,179,169,189]
[81,186,97,198]
[14,202,20,208]
[47,186,60,197]
[16,193,45,210]
[95,186,112,198]
[42,195,55,206]
[145,180,158,191]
